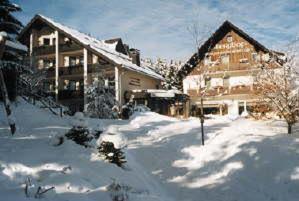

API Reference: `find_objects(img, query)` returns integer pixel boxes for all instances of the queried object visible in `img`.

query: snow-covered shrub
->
[107,179,130,201]
[98,141,126,167]
[86,73,118,119]
[65,112,93,147]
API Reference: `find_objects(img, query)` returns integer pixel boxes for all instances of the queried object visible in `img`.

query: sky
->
[14,0,299,61]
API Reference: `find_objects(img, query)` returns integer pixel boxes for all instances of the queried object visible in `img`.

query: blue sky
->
[14,0,299,61]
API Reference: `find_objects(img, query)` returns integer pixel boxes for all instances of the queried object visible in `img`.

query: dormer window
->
[227,35,233,43]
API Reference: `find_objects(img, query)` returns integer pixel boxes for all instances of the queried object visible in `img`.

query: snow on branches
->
[85,72,118,119]
[142,58,182,90]
[255,39,299,134]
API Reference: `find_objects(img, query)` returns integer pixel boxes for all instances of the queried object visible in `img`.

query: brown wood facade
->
[180,21,282,115]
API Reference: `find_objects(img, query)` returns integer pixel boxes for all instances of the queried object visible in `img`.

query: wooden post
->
[200,97,205,146]
[83,48,88,112]
[55,30,59,102]
[115,66,120,105]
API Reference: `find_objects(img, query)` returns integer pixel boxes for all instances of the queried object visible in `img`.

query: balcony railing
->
[45,63,113,78]
[187,85,256,97]
[58,90,84,100]
[206,63,258,73]
[32,43,82,56]
[33,45,55,55]
[60,43,82,52]
[59,65,83,76]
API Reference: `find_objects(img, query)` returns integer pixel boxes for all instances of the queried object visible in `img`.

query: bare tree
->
[255,39,299,134]
[186,21,214,145]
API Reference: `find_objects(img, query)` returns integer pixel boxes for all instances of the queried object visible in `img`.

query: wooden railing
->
[32,43,82,56]
[59,65,83,76]
[45,63,113,78]
[58,90,84,100]
[187,85,257,97]
[206,63,259,73]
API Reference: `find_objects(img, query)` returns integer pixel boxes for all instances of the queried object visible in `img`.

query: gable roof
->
[179,20,276,77]
[18,14,163,80]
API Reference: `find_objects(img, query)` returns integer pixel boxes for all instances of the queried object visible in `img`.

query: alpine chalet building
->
[179,21,282,116]
[18,14,163,112]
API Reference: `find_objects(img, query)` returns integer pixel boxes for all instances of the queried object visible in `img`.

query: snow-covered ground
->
[0,99,299,201]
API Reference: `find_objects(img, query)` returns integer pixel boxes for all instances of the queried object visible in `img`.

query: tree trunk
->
[287,123,292,134]
[200,97,205,145]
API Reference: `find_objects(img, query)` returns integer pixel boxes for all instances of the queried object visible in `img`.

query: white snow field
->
[0,99,299,201]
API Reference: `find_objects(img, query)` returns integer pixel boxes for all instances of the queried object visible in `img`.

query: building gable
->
[179,20,273,78]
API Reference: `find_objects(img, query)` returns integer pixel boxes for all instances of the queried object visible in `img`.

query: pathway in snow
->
[114,112,299,201]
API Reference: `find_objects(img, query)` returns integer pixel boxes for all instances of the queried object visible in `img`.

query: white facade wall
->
[229,76,253,87]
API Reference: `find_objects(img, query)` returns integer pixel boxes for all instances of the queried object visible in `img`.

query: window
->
[69,81,76,90]
[223,77,229,87]
[43,59,54,68]
[79,56,84,65]
[205,78,211,89]
[43,38,50,46]
[63,80,70,90]
[221,54,229,64]
[252,53,259,62]
[227,35,233,43]
[69,57,77,66]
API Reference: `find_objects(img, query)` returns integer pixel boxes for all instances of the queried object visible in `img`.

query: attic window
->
[227,35,233,43]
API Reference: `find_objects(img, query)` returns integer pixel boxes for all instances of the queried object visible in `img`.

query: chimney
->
[123,44,130,55]
[129,48,140,66]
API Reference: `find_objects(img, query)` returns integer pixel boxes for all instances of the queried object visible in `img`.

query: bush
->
[65,127,93,148]
[98,141,126,167]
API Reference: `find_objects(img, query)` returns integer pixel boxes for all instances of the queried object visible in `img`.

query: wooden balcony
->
[206,63,258,73]
[45,63,113,78]
[32,43,82,56]
[187,85,256,98]
[60,43,81,52]
[58,90,83,100]
[33,45,55,55]
[230,85,252,94]
[59,65,83,76]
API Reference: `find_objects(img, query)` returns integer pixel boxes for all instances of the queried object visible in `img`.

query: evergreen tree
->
[86,71,118,118]
[0,0,24,61]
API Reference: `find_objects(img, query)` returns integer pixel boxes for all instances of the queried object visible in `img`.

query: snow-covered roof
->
[20,14,163,80]
[131,89,184,98]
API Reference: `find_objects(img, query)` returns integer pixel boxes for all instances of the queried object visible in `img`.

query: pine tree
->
[0,0,24,61]
[86,71,118,118]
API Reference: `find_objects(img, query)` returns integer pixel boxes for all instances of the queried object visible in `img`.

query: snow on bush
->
[66,112,93,147]
[86,75,118,119]
[98,141,126,168]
